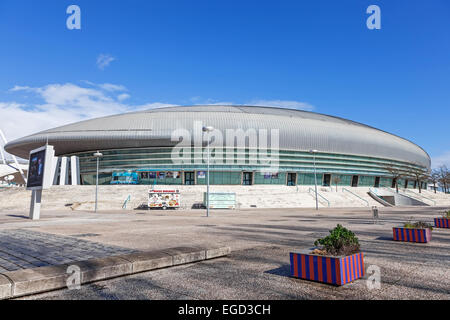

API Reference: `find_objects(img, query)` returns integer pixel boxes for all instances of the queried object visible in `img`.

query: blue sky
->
[0,0,449,167]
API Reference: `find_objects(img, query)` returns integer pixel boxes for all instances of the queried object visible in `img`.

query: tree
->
[404,165,429,194]
[438,165,450,193]
[332,176,341,192]
[429,169,440,193]
[385,165,406,193]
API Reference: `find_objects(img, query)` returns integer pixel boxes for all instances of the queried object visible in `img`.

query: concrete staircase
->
[1,185,448,211]
[403,189,450,206]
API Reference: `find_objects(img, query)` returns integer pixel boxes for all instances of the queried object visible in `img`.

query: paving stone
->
[0,229,135,272]
[0,275,12,299]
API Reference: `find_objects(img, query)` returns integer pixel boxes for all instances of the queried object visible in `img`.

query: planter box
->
[392,227,431,243]
[289,250,365,286]
[434,218,450,228]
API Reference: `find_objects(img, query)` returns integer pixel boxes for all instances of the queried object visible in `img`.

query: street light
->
[93,151,103,212]
[202,126,214,217]
[309,149,319,211]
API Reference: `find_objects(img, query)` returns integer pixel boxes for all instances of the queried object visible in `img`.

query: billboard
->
[26,145,54,190]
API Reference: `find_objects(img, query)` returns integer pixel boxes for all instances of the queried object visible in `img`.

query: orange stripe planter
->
[290,251,365,286]
[392,227,431,243]
[434,218,450,229]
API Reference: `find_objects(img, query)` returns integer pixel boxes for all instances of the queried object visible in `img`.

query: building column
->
[52,157,60,185]
[59,157,68,185]
[70,156,80,185]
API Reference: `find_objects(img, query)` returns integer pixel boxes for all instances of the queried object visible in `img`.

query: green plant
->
[443,210,450,218]
[403,221,433,230]
[313,224,360,256]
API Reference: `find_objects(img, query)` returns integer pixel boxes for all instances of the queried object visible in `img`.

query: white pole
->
[207,139,210,218]
[93,151,103,212]
[310,149,319,211]
[202,126,214,218]
[95,156,99,212]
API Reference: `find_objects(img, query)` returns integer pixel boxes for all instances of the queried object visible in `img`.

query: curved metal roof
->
[4,105,431,169]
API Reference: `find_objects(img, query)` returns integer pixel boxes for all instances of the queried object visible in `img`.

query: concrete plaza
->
[0,206,449,299]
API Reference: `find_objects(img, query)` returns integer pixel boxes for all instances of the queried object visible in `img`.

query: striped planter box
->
[434,218,450,228]
[392,227,431,243]
[289,251,365,286]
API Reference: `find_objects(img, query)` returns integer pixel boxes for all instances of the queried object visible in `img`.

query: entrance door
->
[351,175,359,187]
[392,178,397,188]
[243,172,253,185]
[184,172,195,185]
[287,173,296,186]
[374,177,380,188]
[323,174,331,186]
[404,179,408,188]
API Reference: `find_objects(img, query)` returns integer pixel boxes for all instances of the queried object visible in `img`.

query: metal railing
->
[342,188,369,207]
[368,187,393,207]
[308,188,330,207]
[379,186,434,206]
[398,188,436,206]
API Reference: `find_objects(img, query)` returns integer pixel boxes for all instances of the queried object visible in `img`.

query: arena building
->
[4,105,430,189]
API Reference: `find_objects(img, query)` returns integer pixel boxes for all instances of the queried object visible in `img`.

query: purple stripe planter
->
[290,251,365,286]
[392,227,431,243]
[434,218,450,228]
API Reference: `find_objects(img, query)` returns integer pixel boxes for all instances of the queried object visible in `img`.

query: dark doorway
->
[243,172,253,185]
[323,174,331,186]
[351,175,359,187]
[374,177,380,188]
[392,178,397,188]
[404,179,408,189]
[184,172,195,185]
[287,173,296,186]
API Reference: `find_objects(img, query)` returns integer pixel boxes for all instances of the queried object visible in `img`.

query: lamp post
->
[309,149,319,211]
[202,126,214,217]
[93,151,103,212]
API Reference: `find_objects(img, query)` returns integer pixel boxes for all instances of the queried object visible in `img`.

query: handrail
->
[368,188,393,207]
[376,186,431,206]
[342,188,369,207]
[380,186,434,206]
[308,188,330,207]
[399,188,436,206]
[122,195,131,209]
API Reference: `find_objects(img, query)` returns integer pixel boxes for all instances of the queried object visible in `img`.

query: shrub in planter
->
[393,221,433,243]
[434,210,450,229]
[290,224,365,286]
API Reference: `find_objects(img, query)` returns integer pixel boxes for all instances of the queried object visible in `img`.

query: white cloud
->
[117,93,130,101]
[96,54,115,70]
[189,98,315,110]
[133,102,177,111]
[9,85,33,92]
[248,99,315,111]
[432,151,450,169]
[0,83,175,143]
[1,86,316,149]
[100,83,127,92]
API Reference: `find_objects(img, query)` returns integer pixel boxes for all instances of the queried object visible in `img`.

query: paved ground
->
[0,229,135,272]
[0,206,449,299]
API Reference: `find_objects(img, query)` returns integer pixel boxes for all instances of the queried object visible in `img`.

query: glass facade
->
[68,147,428,187]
